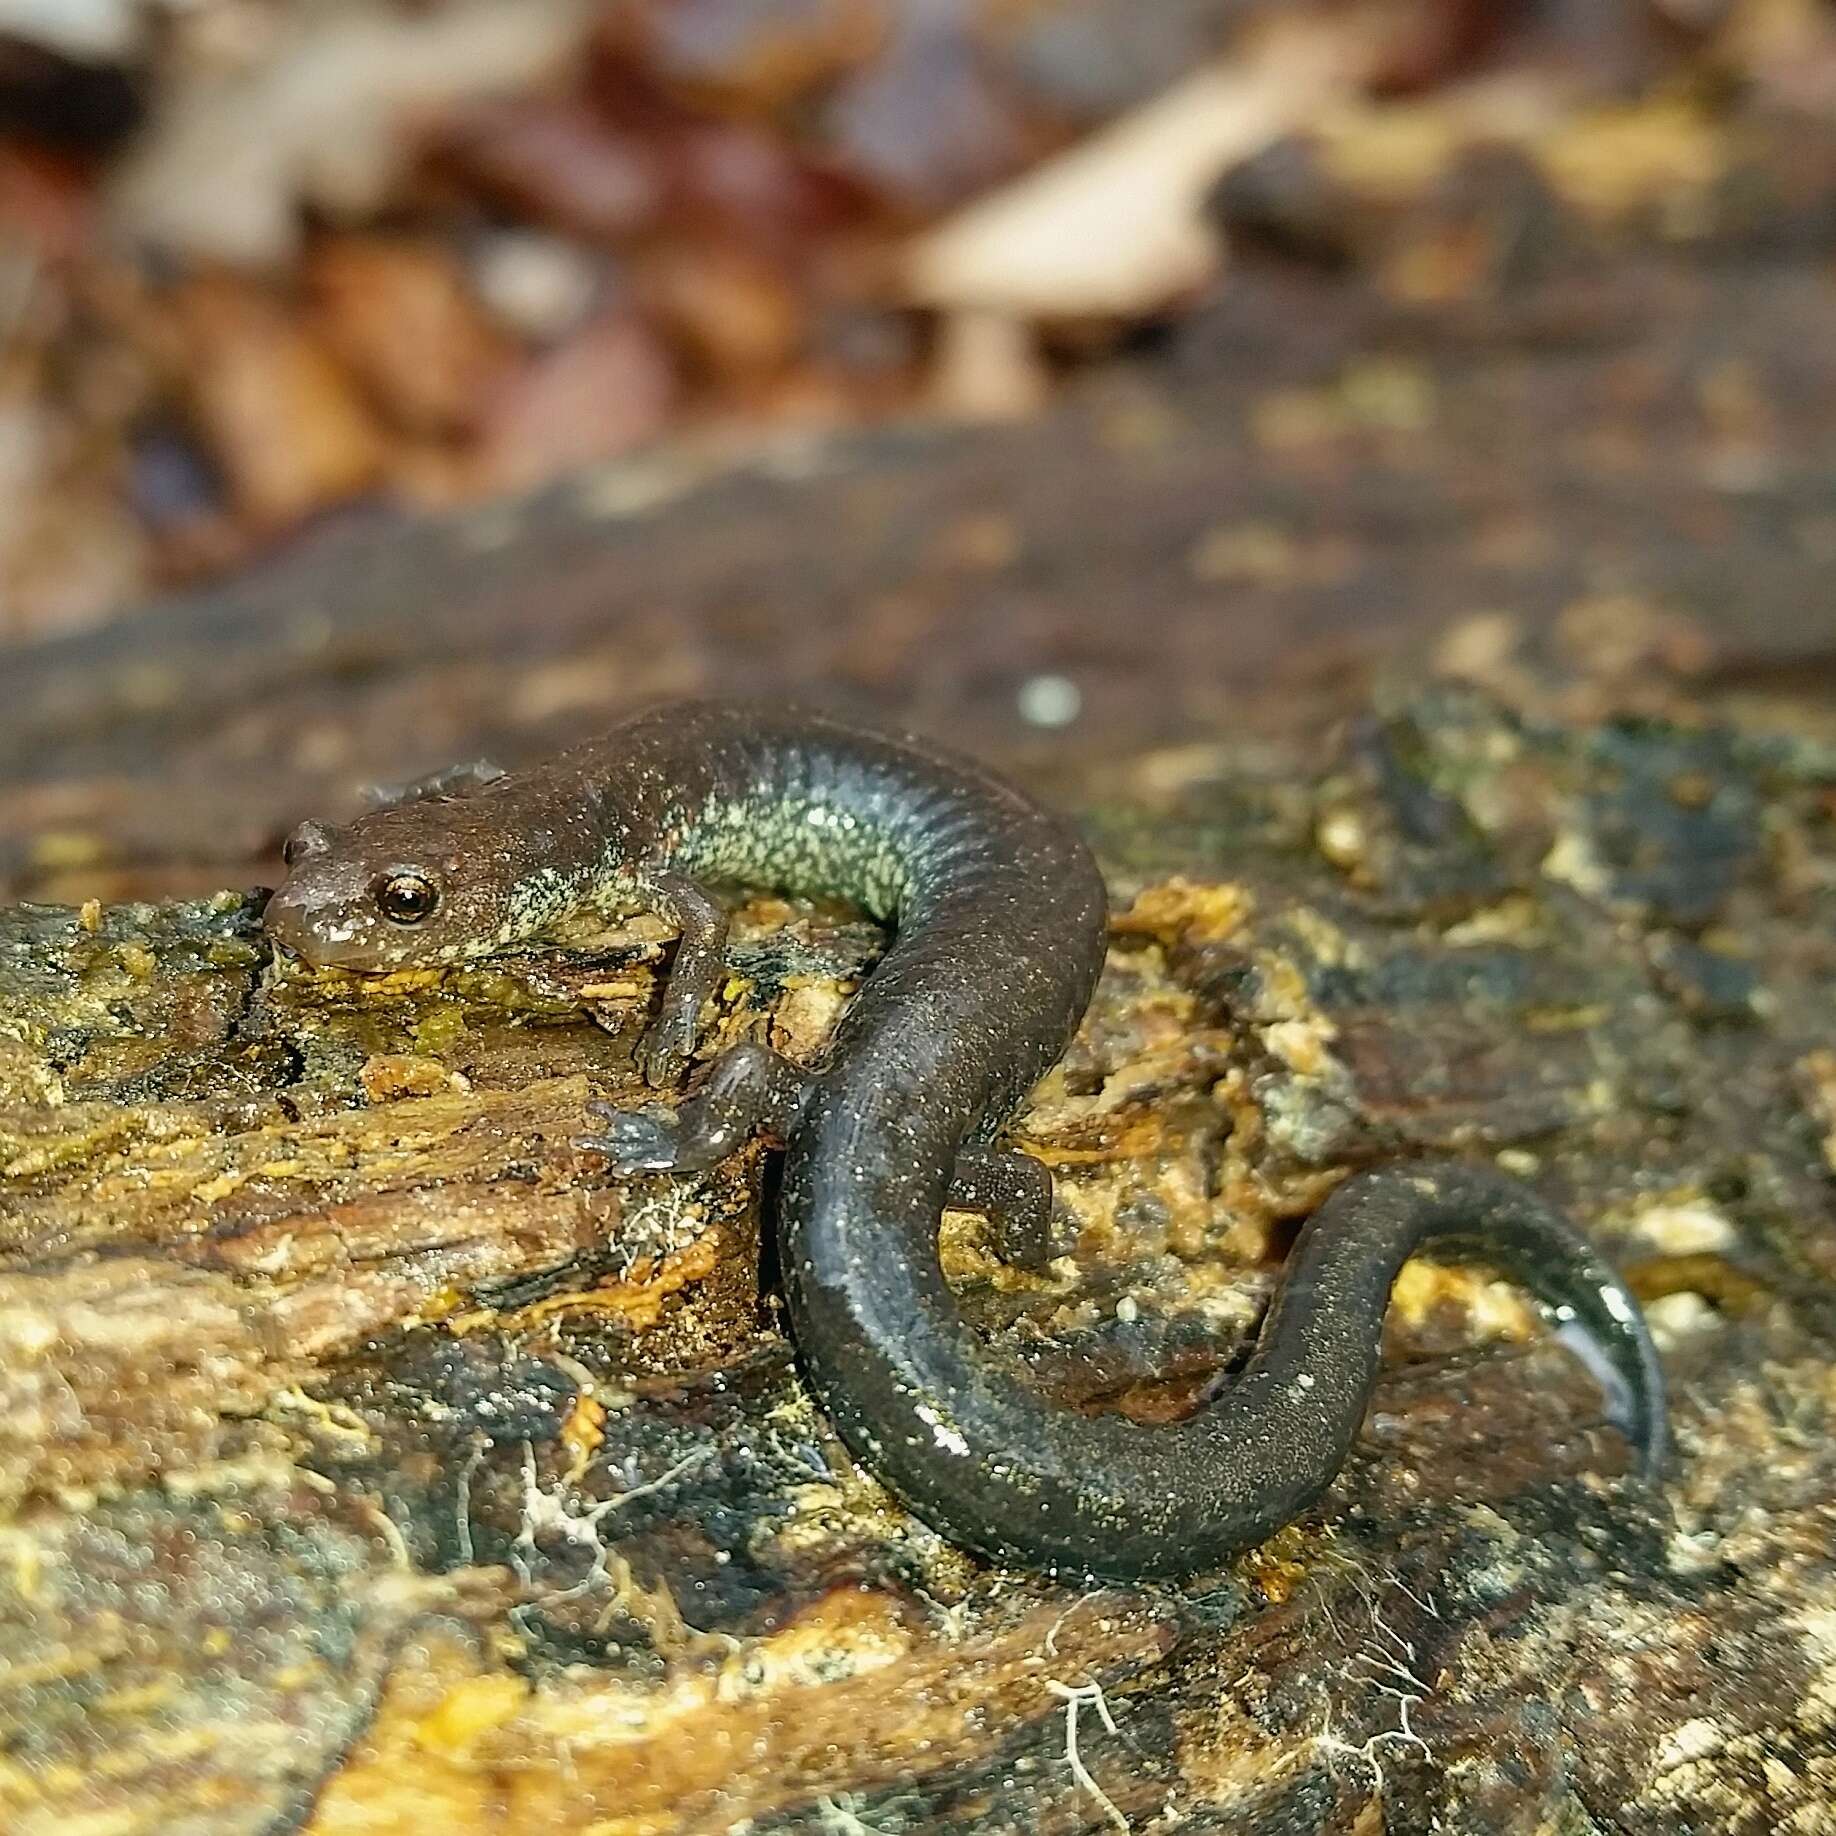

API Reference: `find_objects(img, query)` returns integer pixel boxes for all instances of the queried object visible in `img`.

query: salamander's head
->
[263,800,579,971]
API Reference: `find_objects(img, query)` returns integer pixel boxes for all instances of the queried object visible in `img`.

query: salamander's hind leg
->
[579,1042,810,1174]
[949,1147,1055,1271]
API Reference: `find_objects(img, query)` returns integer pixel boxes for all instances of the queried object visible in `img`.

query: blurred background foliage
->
[0,0,1826,639]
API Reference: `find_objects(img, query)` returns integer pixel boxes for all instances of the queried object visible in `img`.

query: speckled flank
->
[264,699,1667,1579]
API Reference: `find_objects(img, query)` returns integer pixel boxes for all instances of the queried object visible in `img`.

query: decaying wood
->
[5,678,1836,1834]
[5,96,1836,1836]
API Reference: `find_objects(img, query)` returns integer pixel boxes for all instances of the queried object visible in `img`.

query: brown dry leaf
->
[641,239,807,383]
[823,8,1033,211]
[0,482,147,638]
[626,0,887,113]
[170,273,386,530]
[0,501,148,639]
[668,115,865,249]
[0,387,148,638]
[905,16,1374,316]
[441,96,667,241]
[0,142,94,267]
[308,235,514,438]
[474,310,676,493]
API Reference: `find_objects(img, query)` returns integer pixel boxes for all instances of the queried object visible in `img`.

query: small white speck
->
[916,1403,970,1457]
[1115,1296,1139,1323]
[1600,1285,1635,1324]
[1017,674,1081,728]
[1296,1371,1315,1390]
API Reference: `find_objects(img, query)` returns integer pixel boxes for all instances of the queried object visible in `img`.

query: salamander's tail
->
[783,1108,1668,1579]
[1269,1161,1667,1475]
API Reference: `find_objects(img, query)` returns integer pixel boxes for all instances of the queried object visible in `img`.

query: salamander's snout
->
[261,886,314,964]
[262,821,387,969]
[261,873,354,968]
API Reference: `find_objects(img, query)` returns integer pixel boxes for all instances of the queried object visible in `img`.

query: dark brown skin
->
[264,700,1666,1578]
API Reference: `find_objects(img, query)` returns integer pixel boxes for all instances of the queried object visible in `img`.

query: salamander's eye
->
[373,871,440,926]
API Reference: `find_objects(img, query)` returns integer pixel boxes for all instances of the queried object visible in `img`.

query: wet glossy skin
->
[265,699,1667,1578]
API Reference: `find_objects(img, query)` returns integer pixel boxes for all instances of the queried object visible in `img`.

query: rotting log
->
[4,680,1836,1833]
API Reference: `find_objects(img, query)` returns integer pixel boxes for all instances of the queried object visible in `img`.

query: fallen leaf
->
[308,235,513,438]
[474,310,675,492]
[170,274,385,529]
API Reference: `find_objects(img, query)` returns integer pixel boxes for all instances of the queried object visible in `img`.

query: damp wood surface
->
[6,94,1836,1836]
[5,681,1836,1835]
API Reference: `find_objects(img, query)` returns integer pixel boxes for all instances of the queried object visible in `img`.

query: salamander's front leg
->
[948,1146,1055,1271]
[580,1042,809,1174]
[634,871,729,1087]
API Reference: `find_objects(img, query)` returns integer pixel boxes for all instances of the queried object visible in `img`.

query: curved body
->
[265,699,1666,1578]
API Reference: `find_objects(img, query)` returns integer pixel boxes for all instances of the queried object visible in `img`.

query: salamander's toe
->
[578,1102,683,1173]
[635,1010,697,1089]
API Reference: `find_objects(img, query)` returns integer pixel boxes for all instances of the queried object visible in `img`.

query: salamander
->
[263,698,1667,1578]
